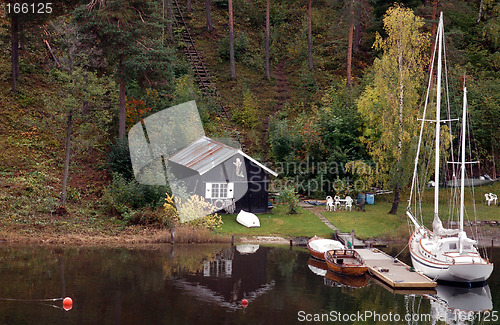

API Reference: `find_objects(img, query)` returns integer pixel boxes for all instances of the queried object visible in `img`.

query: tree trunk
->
[166,0,173,41]
[11,14,19,92]
[118,61,126,139]
[353,21,361,54]
[477,0,484,23]
[187,0,191,13]
[60,111,73,206]
[265,0,270,80]
[347,23,353,89]
[389,47,405,215]
[205,0,214,32]
[228,0,236,79]
[389,185,400,214]
[307,0,313,70]
[492,135,497,179]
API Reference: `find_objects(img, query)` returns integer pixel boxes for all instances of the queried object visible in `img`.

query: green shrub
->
[213,0,227,9]
[101,173,167,219]
[217,32,249,61]
[66,187,81,203]
[122,206,175,228]
[231,89,259,128]
[108,138,133,180]
[279,185,299,214]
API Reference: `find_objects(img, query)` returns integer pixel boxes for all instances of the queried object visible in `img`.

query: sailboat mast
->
[460,87,467,232]
[434,13,443,218]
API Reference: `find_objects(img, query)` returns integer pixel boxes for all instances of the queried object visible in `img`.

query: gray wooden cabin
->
[168,137,277,213]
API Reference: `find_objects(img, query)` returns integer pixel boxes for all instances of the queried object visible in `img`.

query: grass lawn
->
[323,181,500,239]
[217,205,332,239]
[216,182,500,240]
[322,202,409,240]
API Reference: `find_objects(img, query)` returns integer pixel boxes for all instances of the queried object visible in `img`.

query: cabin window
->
[205,183,234,199]
[449,243,457,250]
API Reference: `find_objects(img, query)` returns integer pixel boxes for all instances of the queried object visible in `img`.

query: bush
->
[279,185,299,214]
[122,206,175,228]
[163,193,223,230]
[217,32,249,61]
[108,138,133,180]
[231,89,259,128]
[101,173,167,219]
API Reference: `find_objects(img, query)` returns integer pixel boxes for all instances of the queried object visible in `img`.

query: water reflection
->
[0,244,497,324]
[178,244,274,310]
[307,257,369,288]
[427,284,493,324]
[235,244,260,255]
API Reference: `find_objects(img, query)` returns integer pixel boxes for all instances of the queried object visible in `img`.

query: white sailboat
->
[406,13,493,283]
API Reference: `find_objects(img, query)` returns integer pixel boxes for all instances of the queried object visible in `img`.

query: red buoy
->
[62,297,73,311]
[241,299,248,307]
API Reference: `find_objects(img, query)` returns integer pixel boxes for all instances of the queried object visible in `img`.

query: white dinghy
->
[307,236,345,260]
[236,210,260,228]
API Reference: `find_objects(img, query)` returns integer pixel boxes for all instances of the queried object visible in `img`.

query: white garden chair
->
[489,193,498,206]
[485,193,494,206]
[334,196,341,210]
[326,196,335,212]
[345,196,353,211]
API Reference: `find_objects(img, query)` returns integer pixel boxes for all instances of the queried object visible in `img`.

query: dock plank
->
[357,248,437,290]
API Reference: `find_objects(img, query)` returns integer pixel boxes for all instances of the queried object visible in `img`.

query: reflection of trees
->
[162,244,229,277]
[266,247,298,278]
[0,244,227,324]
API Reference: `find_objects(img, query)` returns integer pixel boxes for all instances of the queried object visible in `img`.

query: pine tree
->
[6,0,73,91]
[74,0,178,139]
[205,0,214,31]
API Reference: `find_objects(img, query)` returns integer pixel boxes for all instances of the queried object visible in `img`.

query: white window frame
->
[206,182,234,199]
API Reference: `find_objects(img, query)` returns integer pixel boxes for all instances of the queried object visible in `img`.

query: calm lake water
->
[0,244,499,324]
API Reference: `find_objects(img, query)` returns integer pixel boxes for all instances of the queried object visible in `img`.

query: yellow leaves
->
[357,5,429,188]
[164,193,222,230]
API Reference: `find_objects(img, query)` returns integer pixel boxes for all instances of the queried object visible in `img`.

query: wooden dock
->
[356,248,437,291]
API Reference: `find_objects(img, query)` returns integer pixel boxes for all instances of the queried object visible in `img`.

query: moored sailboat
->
[406,13,493,284]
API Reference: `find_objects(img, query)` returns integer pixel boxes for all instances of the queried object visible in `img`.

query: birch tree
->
[357,5,429,214]
[74,0,177,139]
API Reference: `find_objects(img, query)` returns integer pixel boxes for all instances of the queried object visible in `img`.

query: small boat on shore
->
[307,236,344,261]
[236,210,260,228]
[324,249,368,276]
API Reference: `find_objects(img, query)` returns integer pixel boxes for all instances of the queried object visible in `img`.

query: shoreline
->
[1,229,498,247]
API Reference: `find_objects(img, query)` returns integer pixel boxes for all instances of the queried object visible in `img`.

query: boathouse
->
[168,136,277,213]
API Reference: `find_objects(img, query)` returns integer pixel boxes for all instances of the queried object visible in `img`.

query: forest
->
[0,0,499,229]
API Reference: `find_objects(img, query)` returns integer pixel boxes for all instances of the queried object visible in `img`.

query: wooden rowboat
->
[307,236,344,261]
[324,249,368,276]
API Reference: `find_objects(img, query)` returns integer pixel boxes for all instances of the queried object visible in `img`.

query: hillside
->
[0,0,498,240]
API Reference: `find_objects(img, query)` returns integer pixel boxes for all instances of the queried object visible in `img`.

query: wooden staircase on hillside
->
[171,0,237,129]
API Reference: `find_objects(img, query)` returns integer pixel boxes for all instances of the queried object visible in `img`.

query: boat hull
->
[236,210,260,228]
[445,178,497,188]
[409,234,493,283]
[324,249,368,276]
[307,237,344,261]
